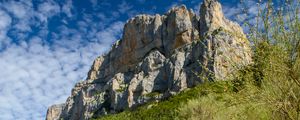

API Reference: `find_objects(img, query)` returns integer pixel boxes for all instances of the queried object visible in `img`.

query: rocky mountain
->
[46,0,252,120]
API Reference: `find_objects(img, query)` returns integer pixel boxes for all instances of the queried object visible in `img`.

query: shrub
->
[96,0,300,119]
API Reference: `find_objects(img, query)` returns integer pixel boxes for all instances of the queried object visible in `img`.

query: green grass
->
[95,81,236,120]
[96,54,299,120]
[95,0,300,120]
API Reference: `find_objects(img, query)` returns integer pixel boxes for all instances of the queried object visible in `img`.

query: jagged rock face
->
[46,104,64,120]
[46,0,252,120]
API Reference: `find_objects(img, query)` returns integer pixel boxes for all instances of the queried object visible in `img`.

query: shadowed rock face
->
[46,0,252,120]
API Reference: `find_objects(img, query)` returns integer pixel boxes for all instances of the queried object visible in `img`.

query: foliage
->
[94,81,234,120]
[95,0,300,120]
[143,92,161,98]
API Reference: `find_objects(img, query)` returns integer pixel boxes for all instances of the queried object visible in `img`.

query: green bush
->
[96,0,300,120]
[177,0,300,119]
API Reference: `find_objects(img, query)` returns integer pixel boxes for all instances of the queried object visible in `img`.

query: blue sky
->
[0,0,271,119]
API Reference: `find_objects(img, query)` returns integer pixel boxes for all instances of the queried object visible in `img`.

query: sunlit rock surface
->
[46,0,252,119]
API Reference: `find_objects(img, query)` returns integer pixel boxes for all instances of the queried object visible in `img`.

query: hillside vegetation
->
[96,1,300,120]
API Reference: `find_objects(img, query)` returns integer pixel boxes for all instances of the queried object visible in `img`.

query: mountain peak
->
[46,1,252,120]
[200,0,245,36]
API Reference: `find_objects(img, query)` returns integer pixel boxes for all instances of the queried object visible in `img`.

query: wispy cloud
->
[0,9,12,48]
[118,1,133,14]
[0,0,123,119]
[221,1,268,32]
[37,0,60,22]
[0,22,124,120]
[62,0,73,18]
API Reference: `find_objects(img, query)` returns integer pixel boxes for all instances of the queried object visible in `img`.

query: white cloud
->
[118,1,133,14]
[37,1,60,22]
[0,9,12,48]
[4,1,28,19]
[96,21,124,44]
[3,1,34,33]
[0,0,125,119]
[0,10,11,31]
[0,19,123,119]
[62,0,73,18]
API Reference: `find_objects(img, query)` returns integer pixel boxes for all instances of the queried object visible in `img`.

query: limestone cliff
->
[46,0,252,120]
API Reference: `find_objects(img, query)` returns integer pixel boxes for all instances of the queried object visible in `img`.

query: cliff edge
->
[46,0,252,120]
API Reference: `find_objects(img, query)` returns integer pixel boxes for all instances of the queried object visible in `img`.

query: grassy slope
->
[96,1,300,120]
[96,81,240,120]
[96,49,300,120]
